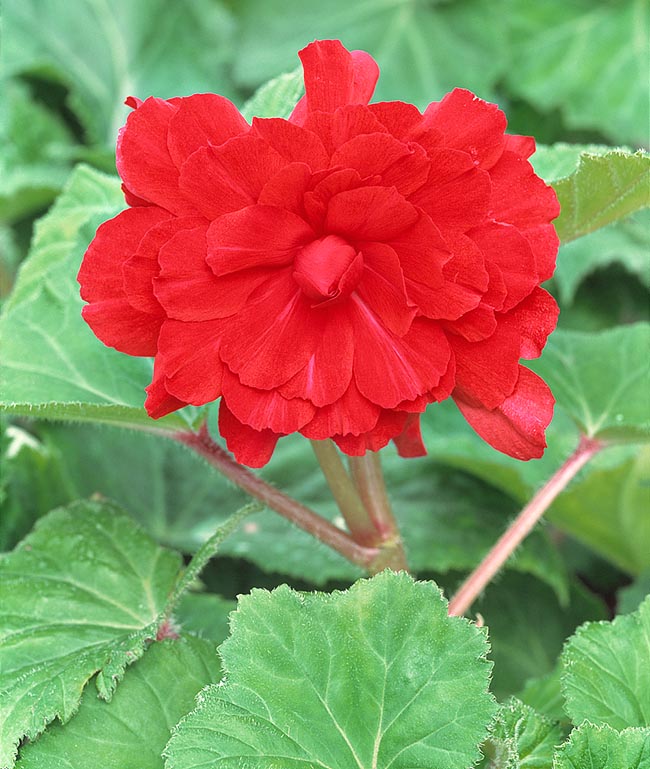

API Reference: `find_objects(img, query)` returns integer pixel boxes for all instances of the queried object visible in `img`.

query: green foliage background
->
[0,0,649,767]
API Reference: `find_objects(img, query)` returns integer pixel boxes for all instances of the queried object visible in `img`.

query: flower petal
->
[498,287,559,359]
[117,97,197,215]
[279,304,354,406]
[304,104,386,154]
[291,40,379,122]
[78,206,170,355]
[351,306,452,408]
[179,136,286,219]
[301,379,380,439]
[326,185,419,241]
[167,93,249,168]
[145,358,187,419]
[258,162,313,217]
[218,273,322,389]
[218,401,280,467]
[222,368,315,432]
[333,410,409,455]
[252,117,329,168]
[393,414,427,457]
[208,205,314,275]
[423,88,507,169]
[454,366,554,460]
[155,318,225,405]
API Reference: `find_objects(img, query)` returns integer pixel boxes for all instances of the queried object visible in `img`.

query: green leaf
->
[519,667,567,724]
[0,81,75,223]
[231,0,508,107]
[474,574,606,700]
[0,165,193,431]
[552,149,649,243]
[529,324,650,442]
[619,572,650,615]
[552,723,650,769]
[15,637,221,769]
[0,499,182,769]
[553,211,650,305]
[240,69,304,122]
[174,593,236,645]
[165,571,496,769]
[3,0,236,146]
[562,596,650,730]
[506,0,649,146]
[479,698,564,769]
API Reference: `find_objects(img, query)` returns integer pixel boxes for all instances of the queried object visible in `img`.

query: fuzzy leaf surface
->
[562,597,650,730]
[0,499,182,769]
[165,571,496,769]
[552,723,650,769]
[15,637,221,769]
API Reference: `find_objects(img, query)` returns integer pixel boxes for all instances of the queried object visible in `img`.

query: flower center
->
[293,235,364,305]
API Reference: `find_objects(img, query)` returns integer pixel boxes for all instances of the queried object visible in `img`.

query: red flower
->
[78,40,559,467]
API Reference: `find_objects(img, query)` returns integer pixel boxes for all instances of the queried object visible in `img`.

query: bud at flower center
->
[293,235,364,304]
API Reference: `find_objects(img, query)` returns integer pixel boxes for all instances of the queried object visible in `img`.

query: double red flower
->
[78,40,559,467]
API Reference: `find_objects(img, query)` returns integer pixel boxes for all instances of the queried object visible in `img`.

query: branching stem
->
[448,435,604,617]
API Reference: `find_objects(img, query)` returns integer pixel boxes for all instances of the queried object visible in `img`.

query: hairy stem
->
[348,452,409,572]
[311,440,381,547]
[448,435,604,617]
[174,427,379,569]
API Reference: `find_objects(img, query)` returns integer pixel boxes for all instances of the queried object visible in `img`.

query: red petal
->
[450,323,522,410]
[357,243,415,336]
[303,104,386,154]
[469,222,539,311]
[179,136,286,219]
[116,97,197,216]
[504,134,536,159]
[384,208,447,289]
[279,305,354,407]
[351,306,451,408]
[167,94,249,168]
[447,304,497,342]
[303,168,365,230]
[221,368,315,433]
[144,358,187,419]
[207,205,314,275]
[218,401,280,467]
[291,40,379,122]
[393,414,427,457]
[155,318,225,405]
[331,133,430,197]
[523,223,559,283]
[258,163,313,217]
[301,379,380,439]
[154,225,270,321]
[489,151,560,228]
[454,366,554,460]
[326,185,419,241]
[252,117,329,168]
[333,411,408,455]
[218,273,322,389]
[411,151,491,233]
[368,101,425,138]
[78,206,170,355]
[498,287,559,359]
[123,215,204,315]
[423,88,507,169]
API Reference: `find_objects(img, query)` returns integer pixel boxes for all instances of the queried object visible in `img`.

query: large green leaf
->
[479,698,564,769]
[506,0,649,145]
[0,499,182,769]
[240,69,304,122]
[3,0,236,146]
[529,324,650,443]
[231,0,507,107]
[562,597,650,730]
[0,164,193,431]
[552,723,650,769]
[15,637,221,769]
[165,571,496,769]
[548,149,650,243]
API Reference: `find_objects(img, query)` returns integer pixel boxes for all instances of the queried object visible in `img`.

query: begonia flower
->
[78,39,559,468]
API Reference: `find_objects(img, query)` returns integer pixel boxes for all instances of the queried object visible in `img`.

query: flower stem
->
[311,440,382,547]
[173,426,379,570]
[348,452,409,572]
[447,435,604,617]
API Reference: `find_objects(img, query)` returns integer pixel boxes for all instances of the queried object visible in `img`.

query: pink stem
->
[448,435,604,617]
[173,426,379,569]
